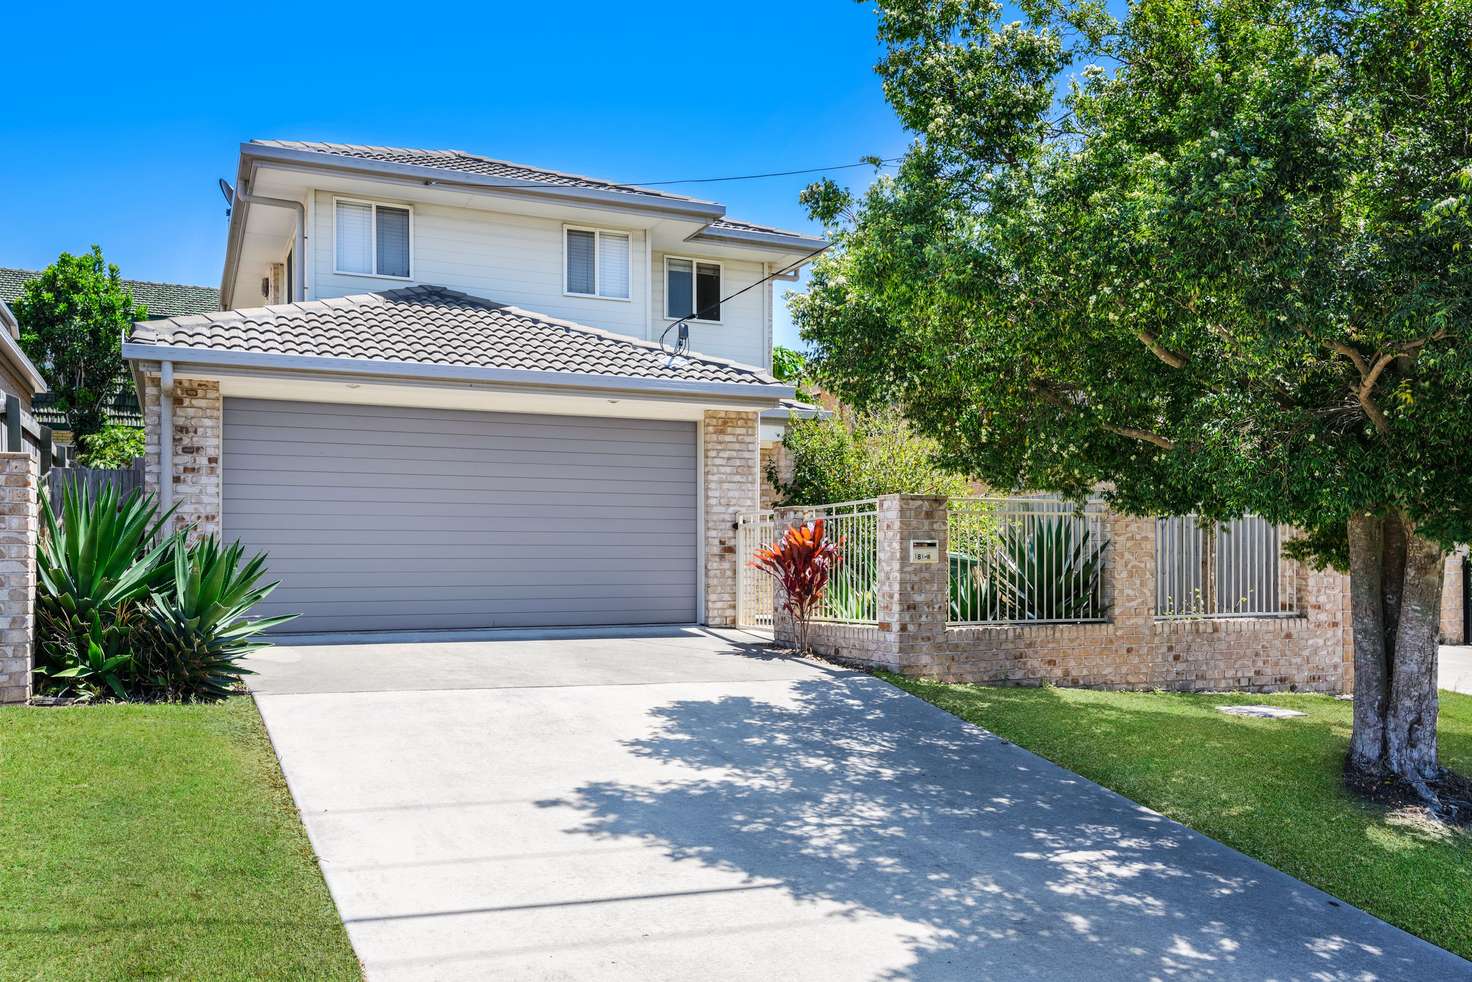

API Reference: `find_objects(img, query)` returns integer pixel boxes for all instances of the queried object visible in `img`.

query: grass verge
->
[0,697,360,980]
[880,677,1472,960]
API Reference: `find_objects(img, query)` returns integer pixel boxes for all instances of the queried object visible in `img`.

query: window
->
[334,199,412,278]
[665,257,722,322]
[564,227,631,299]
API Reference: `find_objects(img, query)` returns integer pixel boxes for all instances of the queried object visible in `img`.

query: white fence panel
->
[1155,514,1297,617]
[735,510,775,627]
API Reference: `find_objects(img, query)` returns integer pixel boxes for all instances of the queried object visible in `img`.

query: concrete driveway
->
[247,629,1466,981]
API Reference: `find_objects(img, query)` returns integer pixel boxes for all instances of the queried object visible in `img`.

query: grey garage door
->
[223,398,698,633]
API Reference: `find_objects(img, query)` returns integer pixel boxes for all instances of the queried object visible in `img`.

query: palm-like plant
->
[33,482,177,697]
[136,537,297,701]
[750,519,843,654]
[951,517,1108,622]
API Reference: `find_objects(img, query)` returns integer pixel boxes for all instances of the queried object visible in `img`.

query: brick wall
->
[0,451,37,703]
[1441,551,1465,645]
[141,372,222,540]
[759,443,790,510]
[779,496,1351,694]
[704,410,760,626]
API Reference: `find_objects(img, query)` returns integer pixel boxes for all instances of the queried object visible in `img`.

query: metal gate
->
[735,510,776,627]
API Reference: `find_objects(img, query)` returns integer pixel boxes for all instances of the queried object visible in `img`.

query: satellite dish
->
[218,178,235,206]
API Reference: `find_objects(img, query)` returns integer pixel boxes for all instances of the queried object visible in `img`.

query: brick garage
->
[776,495,1352,694]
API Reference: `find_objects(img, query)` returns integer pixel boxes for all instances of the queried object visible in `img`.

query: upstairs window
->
[665,257,721,322]
[335,199,412,278]
[565,227,631,299]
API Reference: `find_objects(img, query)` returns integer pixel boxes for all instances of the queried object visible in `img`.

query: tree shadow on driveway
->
[542,675,1456,981]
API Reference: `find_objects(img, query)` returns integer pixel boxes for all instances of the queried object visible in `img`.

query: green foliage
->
[135,538,295,701]
[77,424,144,468]
[950,517,1109,622]
[771,406,974,505]
[11,246,145,450]
[33,480,285,702]
[793,0,1472,557]
[771,344,817,403]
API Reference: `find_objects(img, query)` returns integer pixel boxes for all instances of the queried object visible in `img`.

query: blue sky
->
[0,0,909,349]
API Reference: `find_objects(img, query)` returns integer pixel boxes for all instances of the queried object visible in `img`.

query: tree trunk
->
[1345,510,1445,801]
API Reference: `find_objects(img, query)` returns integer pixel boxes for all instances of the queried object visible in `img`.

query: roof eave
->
[241,143,728,221]
[122,342,794,407]
[689,226,829,254]
[0,300,48,395]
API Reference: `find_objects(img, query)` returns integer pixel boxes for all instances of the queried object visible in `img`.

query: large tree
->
[13,247,145,451]
[794,0,1472,808]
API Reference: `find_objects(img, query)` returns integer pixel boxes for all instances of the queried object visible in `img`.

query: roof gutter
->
[122,342,795,407]
[687,224,829,254]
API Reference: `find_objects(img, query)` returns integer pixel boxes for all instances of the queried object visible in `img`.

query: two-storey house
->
[124,141,823,634]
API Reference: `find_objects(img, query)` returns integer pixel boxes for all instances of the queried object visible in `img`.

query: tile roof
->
[251,140,706,204]
[128,286,781,389]
[249,142,825,246]
[0,267,220,319]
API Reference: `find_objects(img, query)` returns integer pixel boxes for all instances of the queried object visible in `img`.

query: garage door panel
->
[224,398,699,632]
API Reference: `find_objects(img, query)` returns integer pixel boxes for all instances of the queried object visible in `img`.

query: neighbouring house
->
[0,267,219,442]
[123,140,822,633]
[0,296,49,437]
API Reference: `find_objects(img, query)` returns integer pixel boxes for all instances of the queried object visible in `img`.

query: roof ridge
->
[0,266,216,292]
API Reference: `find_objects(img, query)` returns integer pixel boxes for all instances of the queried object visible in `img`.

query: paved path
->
[1442,645,1472,694]
[246,628,1468,981]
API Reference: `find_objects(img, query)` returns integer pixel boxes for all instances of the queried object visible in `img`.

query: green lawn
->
[0,698,360,981]
[882,676,1472,961]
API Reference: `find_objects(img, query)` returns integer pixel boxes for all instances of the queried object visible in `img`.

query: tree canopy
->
[797,0,1472,554]
[794,0,1472,802]
[13,247,144,449]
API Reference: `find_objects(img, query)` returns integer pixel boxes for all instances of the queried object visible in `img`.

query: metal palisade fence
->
[948,495,1111,625]
[1155,514,1296,617]
[737,499,881,627]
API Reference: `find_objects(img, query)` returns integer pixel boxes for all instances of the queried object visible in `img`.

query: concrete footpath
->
[246,628,1470,981]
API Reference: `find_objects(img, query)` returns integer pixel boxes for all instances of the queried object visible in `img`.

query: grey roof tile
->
[0,267,219,319]
[128,285,780,388]
[252,140,707,204]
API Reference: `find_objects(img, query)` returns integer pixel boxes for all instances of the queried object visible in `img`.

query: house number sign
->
[909,539,940,563]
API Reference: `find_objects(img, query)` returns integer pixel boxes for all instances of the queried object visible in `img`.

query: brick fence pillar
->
[702,409,760,626]
[1441,550,1466,645]
[0,451,38,704]
[879,495,950,661]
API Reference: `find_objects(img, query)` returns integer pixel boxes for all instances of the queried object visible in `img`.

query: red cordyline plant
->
[750,518,843,654]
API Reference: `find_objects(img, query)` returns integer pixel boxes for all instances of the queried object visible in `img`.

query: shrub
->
[133,538,295,701]
[77,424,145,468]
[34,480,287,702]
[751,519,842,653]
[770,407,973,506]
[34,481,177,699]
[950,517,1109,622]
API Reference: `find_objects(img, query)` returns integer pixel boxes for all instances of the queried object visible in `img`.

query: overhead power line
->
[627,157,903,186]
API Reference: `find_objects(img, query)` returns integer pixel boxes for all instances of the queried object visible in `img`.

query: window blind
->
[566,229,596,294]
[335,201,373,274]
[666,258,693,318]
[376,206,411,278]
[598,232,630,299]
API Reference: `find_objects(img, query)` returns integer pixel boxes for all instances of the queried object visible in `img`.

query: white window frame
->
[333,196,415,280]
[663,255,724,324]
[563,225,633,302]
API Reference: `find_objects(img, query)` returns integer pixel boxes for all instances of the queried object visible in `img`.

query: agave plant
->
[135,537,296,701]
[33,481,177,697]
[951,517,1108,622]
[750,519,843,654]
